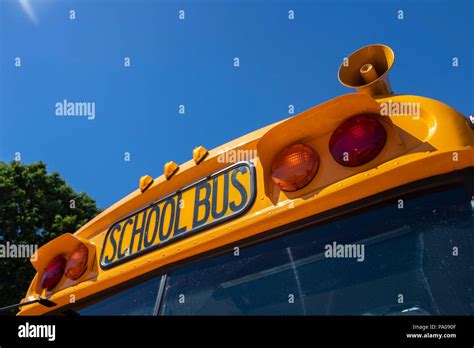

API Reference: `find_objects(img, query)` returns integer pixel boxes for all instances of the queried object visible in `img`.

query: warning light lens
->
[40,255,66,291]
[65,244,89,280]
[193,146,208,164]
[271,144,319,192]
[329,115,387,167]
[139,175,154,192]
[164,161,179,180]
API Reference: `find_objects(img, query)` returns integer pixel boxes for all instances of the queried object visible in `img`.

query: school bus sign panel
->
[100,162,256,269]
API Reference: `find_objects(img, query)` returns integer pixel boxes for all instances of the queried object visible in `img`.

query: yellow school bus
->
[17,44,474,316]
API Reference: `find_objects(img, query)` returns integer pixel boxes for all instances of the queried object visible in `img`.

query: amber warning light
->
[271,144,319,192]
[65,243,89,280]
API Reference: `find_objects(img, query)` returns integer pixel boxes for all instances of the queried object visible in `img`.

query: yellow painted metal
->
[193,146,209,164]
[360,64,379,84]
[139,175,153,193]
[164,161,179,180]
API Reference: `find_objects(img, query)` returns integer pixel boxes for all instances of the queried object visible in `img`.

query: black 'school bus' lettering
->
[192,181,211,228]
[118,218,133,259]
[229,166,248,212]
[104,224,121,264]
[129,210,147,254]
[101,163,255,268]
[159,198,175,242]
[174,192,187,236]
[143,205,160,248]
[211,172,229,219]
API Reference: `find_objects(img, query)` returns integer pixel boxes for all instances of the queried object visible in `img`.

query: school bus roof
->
[18,92,474,315]
[73,120,279,242]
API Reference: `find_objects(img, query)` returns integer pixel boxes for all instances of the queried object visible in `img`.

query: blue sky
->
[0,0,472,209]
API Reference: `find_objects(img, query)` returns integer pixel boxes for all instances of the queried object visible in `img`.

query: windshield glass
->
[74,275,162,316]
[160,184,474,315]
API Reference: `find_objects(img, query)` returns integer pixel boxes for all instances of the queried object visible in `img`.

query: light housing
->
[271,143,319,192]
[164,161,179,180]
[65,243,89,280]
[329,115,387,167]
[40,255,66,291]
[139,175,154,192]
[193,146,208,164]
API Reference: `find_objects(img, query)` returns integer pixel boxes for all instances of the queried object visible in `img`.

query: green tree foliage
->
[0,161,101,314]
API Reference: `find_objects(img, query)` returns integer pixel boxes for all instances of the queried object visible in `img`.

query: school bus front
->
[17,44,474,316]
